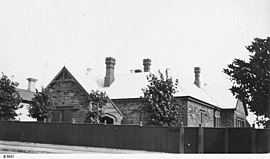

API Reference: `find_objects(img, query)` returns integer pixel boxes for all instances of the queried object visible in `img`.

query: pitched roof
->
[56,66,219,107]
[16,88,35,102]
[48,66,246,110]
[202,85,239,109]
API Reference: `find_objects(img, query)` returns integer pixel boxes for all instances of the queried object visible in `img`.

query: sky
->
[0,0,269,123]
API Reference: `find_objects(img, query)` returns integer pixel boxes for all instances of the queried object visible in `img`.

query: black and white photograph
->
[0,0,269,158]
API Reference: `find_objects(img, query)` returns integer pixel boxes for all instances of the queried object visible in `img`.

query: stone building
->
[44,57,248,127]
[46,66,123,124]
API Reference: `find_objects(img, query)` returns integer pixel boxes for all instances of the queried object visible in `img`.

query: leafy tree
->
[223,37,270,127]
[28,88,55,122]
[142,69,182,126]
[85,90,108,124]
[0,73,21,120]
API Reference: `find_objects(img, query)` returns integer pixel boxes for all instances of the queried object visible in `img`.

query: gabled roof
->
[104,72,218,107]
[202,85,248,115]
[46,66,122,116]
[49,66,219,108]
[202,85,240,109]
[46,66,94,100]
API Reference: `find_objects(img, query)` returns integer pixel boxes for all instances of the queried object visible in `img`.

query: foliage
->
[223,37,270,127]
[142,69,182,126]
[0,73,21,120]
[28,87,55,121]
[85,90,108,124]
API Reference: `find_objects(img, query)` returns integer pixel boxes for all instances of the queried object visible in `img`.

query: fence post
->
[224,127,229,153]
[250,125,256,153]
[197,124,204,153]
[179,122,184,153]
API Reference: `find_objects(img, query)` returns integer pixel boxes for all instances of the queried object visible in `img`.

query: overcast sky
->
[0,0,269,91]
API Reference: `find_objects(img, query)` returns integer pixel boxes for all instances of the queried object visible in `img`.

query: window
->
[215,117,221,127]
[200,112,206,124]
[235,118,245,127]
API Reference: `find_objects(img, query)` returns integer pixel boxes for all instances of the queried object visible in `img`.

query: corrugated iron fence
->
[0,121,269,153]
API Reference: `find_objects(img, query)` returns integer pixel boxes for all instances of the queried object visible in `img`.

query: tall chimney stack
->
[143,58,151,72]
[194,67,201,88]
[104,57,116,87]
[27,78,37,92]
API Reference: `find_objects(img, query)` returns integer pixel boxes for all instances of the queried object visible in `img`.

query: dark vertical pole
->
[197,124,204,153]
[250,125,256,153]
[224,127,229,153]
[179,122,184,153]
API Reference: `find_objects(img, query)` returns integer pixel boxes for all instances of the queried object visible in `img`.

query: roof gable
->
[235,99,248,116]
[46,66,91,99]
[46,66,122,117]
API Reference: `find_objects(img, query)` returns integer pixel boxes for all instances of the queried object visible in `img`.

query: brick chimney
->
[143,58,151,72]
[194,67,201,88]
[104,57,116,87]
[27,78,37,92]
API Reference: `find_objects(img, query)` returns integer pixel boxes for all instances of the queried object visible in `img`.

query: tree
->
[85,90,108,124]
[142,69,182,126]
[223,37,270,127]
[0,73,21,120]
[28,88,55,122]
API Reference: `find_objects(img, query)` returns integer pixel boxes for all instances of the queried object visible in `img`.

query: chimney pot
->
[135,69,142,73]
[104,57,116,87]
[143,58,151,72]
[27,78,37,92]
[194,67,201,88]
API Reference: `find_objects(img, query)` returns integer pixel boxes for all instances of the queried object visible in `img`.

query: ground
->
[0,141,161,154]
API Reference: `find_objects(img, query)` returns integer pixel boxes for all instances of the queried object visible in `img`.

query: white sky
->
[1,0,269,89]
[1,0,269,125]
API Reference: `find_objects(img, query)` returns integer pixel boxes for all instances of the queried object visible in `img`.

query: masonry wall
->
[234,100,247,127]
[102,102,123,125]
[175,97,188,126]
[113,98,188,126]
[221,110,235,127]
[187,100,219,127]
[50,80,89,123]
[112,99,147,125]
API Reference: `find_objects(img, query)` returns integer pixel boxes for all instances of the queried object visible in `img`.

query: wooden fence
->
[0,121,269,153]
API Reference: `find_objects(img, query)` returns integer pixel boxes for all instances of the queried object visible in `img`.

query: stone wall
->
[50,80,89,123]
[112,99,146,125]
[175,97,188,126]
[187,100,216,127]
[113,98,188,126]
[102,101,123,125]
[234,100,248,127]
[221,110,235,127]
[235,100,246,118]
[220,100,247,128]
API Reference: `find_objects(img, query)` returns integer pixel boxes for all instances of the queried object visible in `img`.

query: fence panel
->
[228,128,251,153]
[204,128,225,153]
[114,125,142,150]
[184,127,197,153]
[141,126,179,153]
[255,129,270,153]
